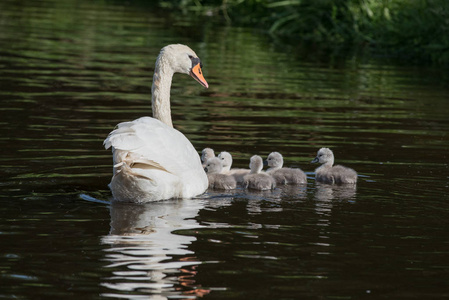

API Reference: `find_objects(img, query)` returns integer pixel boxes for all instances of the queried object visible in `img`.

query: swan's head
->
[204,157,223,174]
[201,148,215,163]
[266,152,283,168]
[249,155,264,173]
[312,148,334,165]
[159,44,209,88]
[217,151,233,169]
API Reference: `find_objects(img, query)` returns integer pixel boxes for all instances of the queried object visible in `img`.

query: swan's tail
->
[109,153,181,202]
[113,150,170,175]
[112,159,156,184]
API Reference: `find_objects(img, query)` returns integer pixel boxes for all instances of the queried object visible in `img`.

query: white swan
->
[265,152,307,185]
[104,44,209,203]
[243,155,276,190]
[311,148,357,184]
[204,157,237,190]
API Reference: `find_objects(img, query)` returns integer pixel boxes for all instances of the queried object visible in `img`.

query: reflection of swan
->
[265,152,307,185]
[101,199,210,299]
[311,148,357,184]
[104,44,209,203]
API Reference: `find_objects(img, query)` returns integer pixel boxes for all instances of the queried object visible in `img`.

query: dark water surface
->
[1,0,449,299]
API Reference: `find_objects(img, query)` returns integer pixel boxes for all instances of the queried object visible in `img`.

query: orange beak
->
[190,63,209,88]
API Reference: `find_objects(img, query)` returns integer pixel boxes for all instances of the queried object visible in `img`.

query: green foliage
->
[158,0,449,65]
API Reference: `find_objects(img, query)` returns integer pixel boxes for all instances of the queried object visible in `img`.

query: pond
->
[1,0,448,299]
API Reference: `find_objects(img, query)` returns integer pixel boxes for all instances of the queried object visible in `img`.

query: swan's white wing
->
[104,117,207,201]
[105,117,199,174]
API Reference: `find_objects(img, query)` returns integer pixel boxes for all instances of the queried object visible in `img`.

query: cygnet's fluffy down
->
[311,148,357,184]
[243,155,276,190]
[204,157,237,190]
[265,152,307,185]
[217,151,250,183]
[201,148,215,167]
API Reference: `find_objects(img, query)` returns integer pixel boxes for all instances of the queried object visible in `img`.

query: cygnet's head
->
[204,157,223,174]
[266,152,284,168]
[201,148,215,163]
[311,148,334,166]
[158,44,208,88]
[218,151,233,170]
[249,155,264,173]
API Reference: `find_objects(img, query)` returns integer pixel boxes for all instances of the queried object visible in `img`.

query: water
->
[1,0,449,299]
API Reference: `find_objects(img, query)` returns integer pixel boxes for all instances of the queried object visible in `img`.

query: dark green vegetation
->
[158,0,449,65]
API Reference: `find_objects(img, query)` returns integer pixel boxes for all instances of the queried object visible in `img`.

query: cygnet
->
[266,152,307,185]
[204,157,237,190]
[201,148,215,167]
[243,155,276,190]
[217,151,250,183]
[311,148,357,184]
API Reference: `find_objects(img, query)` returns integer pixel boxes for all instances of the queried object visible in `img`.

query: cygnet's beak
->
[204,167,208,173]
[311,157,319,163]
[263,160,268,167]
[190,62,209,88]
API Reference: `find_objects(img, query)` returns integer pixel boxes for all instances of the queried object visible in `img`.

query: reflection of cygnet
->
[217,151,250,183]
[243,155,276,190]
[311,148,357,184]
[266,152,307,185]
[314,183,357,201]
[201,148,215,167]
[204,157,237,190]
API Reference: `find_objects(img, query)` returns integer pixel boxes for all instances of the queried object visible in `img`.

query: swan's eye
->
[190,56,201,69]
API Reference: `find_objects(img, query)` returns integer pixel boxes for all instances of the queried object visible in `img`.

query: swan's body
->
[217,151,250,183]
[204,157,237,190]
[243,155,276,190]
[104,44,209,202]
[201,148,215,167]
[266,152,307,185]
[311,148,357,184]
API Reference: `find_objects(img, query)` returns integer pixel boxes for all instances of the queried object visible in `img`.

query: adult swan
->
[104,44,209,203]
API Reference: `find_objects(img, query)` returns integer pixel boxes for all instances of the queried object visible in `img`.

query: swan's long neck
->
[152,55,174,127]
